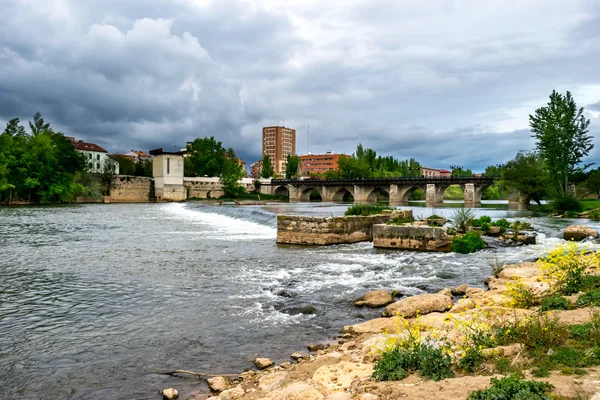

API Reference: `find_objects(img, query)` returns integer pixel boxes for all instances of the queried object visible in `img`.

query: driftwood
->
[159,369,241,378]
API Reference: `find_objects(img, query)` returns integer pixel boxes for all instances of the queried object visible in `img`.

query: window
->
[96,154,100,160]
[167,158,170,174]
[88,163,92,169]
[88,154,92,159]
[96,163,100,170]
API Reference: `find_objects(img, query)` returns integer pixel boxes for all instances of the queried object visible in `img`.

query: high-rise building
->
[262,126,296,176]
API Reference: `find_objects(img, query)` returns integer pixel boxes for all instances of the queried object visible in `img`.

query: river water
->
[1,202,599,399]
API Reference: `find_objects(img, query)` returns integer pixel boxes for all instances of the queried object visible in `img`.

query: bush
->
[388,217,414,225]
[505,282,540,309]
[467,375,553,400]
[344,204,391,216]
[538,242,599,295]
[451,208,476,232]
[540,294,571,311]
[551,195,583,213]
[491,218,510,232]
[494,313,569,350]
[452,232,486,254]
[588,209,600,221]
[576,289,600,307]
[372,343,454,382]
[458,347,484,372]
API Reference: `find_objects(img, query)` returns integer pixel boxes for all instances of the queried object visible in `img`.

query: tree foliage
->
[584,168,600,196]
[501,151,549,205]
[0,114,86,203]
[261,154,274,178]
[221,148,245,197]
[184,136,226,177]
[285,154,300,179]
[325,144,422,179]
[450,165,474,177]
[529,90,594,196]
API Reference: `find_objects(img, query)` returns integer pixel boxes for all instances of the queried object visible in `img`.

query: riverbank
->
[195,239,600,400]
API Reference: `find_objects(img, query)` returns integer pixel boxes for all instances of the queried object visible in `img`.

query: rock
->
[353,289,393,308]
[313,361,374,393]
[290,352,304,360]
[382,293,453,318]
[437,288,453,298]
[219,387,245,400]
[162,388,179,400]
[465,288,485,298]
[449,298,475,313]
[308,343,326,352]
[280,362,292,368]
[360,395,380,400]
[564,225,599,241]
[517,234,536,245]
[207,377,229,393]
[326,393,352,400]
[259,371,291,392]
[341,318,398,334]
[265,382,324,400]
[451,283,469,296]
[254,357,274,369]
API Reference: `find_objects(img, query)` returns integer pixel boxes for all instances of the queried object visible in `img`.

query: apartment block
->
[262,126,296,176]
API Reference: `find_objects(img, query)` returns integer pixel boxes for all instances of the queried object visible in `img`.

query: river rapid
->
[1,202,599,399]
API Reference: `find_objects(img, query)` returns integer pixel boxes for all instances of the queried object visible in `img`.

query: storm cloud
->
[2,0,600,171]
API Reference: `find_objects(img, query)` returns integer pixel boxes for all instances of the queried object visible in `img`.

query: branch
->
[158,370,242,378]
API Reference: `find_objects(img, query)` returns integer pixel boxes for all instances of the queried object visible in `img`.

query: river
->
[1,202,598,399]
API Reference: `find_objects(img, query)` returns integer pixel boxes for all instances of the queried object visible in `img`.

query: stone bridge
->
[261,177,496,206]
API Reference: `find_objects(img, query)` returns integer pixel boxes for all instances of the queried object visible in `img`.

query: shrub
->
[538,242,599,295]
[480,215,492,223]
[552,195,583,213]
[344,204,391,216]
[451,208,476,232]
[576,289,600,307]
[427,214,444,220]
[539,294,571,311]
[588,209,600,222]
[372,343,454,382]
[479,221,491,232]
[459,347,484,372]
[491,218,510,232]
[467,375,553,400]
[452,232,486,254]
[494,313,568,350]
[505,282,540,309]
[388,217,414,225]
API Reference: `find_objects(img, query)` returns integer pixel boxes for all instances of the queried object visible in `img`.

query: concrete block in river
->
[373,224,452,252]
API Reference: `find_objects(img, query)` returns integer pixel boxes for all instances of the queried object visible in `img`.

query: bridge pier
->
[353,185,369,203]
[464,183,481,207]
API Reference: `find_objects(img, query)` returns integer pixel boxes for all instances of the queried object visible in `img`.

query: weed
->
[538,242,600,295]
[494,358,516,375]
[388,216,414,225]
[505,282,540,309]
[345,204,391,216]
[576,289,600,307]
[467,374,553,400]
[491,218,511,232]
[494,313,568,350]
[459,347,485,372]
[539,295,571,311]
[452,232,486,254]
[531,365,550,378]
[588,209,600,221]
[372,342,454,382]
[451,208,476,232]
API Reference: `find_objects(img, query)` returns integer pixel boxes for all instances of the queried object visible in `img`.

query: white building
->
[67,137,119,174]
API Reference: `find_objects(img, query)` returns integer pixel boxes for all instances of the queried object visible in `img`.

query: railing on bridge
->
[267,176,496,186]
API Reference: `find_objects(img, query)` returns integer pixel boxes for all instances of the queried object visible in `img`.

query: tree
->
[221,148,245,197]
[529,90,594,196]
[29,112,52,135]
[450,165,474,177]
[584,168,600,196]
[184,136,226,177]
[285,154,300,179]
[111,155,136,175]
[501,151,549,205]
[261,154,274,178]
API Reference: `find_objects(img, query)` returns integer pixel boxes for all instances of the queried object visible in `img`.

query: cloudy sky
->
[2,0,600,171]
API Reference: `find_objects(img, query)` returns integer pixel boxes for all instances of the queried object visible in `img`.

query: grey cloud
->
[1,0,600,172]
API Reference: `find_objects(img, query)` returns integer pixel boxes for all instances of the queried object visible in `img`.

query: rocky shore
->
[165,226,600,400]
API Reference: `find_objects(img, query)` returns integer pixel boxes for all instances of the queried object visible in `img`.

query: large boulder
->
[564,225,599,241]
[207,377,229,393]
[162,388,179,400]
[219,387,245,400]
[382,293,453,318]
[353,289,393,308]
[259,372,291,392]
[254,357,274,369]
[313,362,374,393]
[264,382,324,400]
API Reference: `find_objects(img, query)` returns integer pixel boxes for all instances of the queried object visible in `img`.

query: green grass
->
[345,204,392,216]
[443,185,464,200]
[581,198,600,211]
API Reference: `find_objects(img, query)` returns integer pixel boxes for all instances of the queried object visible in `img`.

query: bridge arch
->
[274,185,289,199]
[398,186,424,203]
[299,187,323,202]
[365,187,390,203]
[473,182,493,204]
[331,187,355,202]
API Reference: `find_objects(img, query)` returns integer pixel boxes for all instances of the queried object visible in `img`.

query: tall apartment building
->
[262,126,296,176]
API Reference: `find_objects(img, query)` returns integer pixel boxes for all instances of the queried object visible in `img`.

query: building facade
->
[421,167,452,178]
[250,160,262,179]
[68,137,119,174]
[299,152,344,176]
[262,126,296,176]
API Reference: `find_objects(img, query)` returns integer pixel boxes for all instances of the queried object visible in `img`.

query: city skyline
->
[1,1,600,171]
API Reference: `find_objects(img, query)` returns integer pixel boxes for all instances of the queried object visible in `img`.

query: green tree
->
[584,168,600,196]
[261,154,274,178]
[450,165,474,177]
[184,136,226,177]
[501,151,549,205]
[111,155,136,175]
[285,154,300,179]
[529,90,594,196]
[221,148,245,197]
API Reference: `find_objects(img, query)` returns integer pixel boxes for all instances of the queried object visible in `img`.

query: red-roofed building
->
[66,137,119,174]
[123,150,153,161]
